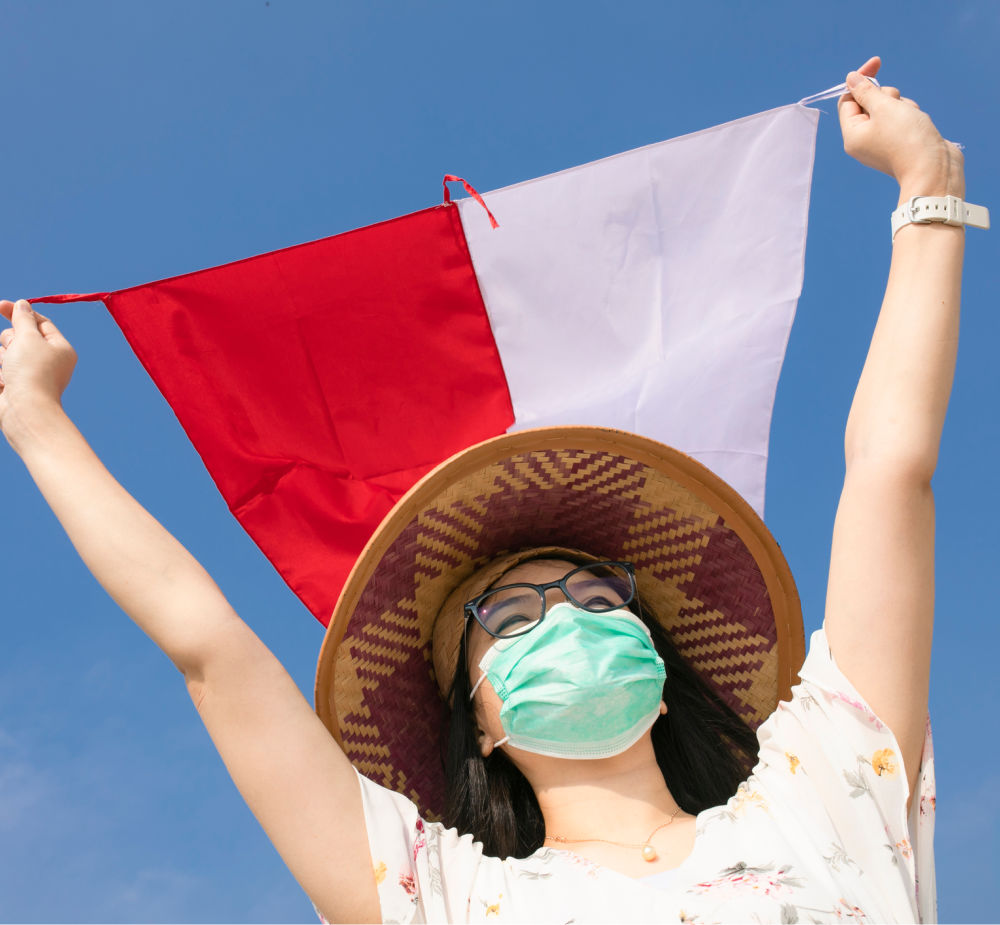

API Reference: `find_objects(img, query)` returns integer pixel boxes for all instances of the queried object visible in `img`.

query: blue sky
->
[1,1,997,921]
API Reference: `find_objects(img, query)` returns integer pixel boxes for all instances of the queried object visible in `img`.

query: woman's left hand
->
[838,56,965,198]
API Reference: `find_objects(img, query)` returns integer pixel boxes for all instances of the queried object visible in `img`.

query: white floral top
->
[326,626,936,923]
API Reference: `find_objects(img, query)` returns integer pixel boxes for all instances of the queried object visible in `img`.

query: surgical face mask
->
[469,601,667,759]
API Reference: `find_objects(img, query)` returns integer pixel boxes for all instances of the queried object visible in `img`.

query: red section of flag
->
[34,204,514,625]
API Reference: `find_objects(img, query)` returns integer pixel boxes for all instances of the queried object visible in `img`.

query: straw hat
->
[314,426,803,818]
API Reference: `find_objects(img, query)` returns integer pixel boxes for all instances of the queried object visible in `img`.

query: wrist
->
[2,397,70,457]
[898,149,966,204]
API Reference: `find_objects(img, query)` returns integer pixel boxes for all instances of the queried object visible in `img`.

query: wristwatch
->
[891,195,990,241]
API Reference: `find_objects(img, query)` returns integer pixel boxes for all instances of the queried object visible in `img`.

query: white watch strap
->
[891,195,991,241]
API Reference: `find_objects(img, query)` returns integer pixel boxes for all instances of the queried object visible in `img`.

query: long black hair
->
[441,555,760,859]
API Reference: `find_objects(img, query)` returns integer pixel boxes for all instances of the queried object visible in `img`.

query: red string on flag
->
[443,175,499,229]
[30,292,111,304]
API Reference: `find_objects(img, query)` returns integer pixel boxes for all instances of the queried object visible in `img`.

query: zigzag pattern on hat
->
[331,447,782,818]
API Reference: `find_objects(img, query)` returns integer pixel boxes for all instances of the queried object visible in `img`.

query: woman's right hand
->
[838,56,965,199]
[0,299,78,442]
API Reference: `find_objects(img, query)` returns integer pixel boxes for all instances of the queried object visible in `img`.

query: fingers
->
[9,299,37,326]
[0,299,77,401]
[6,300,64,341]
[0,318,9,388]
[0,310,13,388]
[34,313,68,344]
[878,87,920,110]
[1,300,71,351]
[838,59,882,122]
[858,55,882,74]
[837,61,921,144]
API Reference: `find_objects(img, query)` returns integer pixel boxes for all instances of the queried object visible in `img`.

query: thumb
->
[845,71,885,112]
[10,300,40,334]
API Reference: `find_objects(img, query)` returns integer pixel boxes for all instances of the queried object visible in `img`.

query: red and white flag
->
[34,101,820,626]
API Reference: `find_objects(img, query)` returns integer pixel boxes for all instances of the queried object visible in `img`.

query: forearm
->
[844,182,965,478]
[8,399,244,677]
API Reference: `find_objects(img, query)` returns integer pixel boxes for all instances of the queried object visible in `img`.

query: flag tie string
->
[29,292,111,304]
[443,175,499,229]
[797,76,964,149]
[796,76,880,106]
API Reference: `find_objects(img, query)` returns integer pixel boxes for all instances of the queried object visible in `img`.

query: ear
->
[477,727,496,758]
[659,700,668,716]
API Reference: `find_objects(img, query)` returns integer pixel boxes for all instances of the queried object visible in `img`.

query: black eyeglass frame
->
[463,560,638,640]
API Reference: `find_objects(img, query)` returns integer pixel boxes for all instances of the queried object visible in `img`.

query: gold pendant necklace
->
[543,807,683,862]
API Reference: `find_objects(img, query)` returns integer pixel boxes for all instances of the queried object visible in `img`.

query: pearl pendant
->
[641,843,658,862]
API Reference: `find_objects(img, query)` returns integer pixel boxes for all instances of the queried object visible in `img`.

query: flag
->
[33,101,820,626]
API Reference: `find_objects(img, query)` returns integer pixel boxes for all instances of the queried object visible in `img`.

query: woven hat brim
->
[315,426,803,817]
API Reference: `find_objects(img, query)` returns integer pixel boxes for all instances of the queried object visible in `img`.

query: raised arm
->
[824,59,966,806]
[0,300,380,923]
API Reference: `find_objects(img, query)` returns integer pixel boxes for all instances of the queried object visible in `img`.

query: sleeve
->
[752,625,936,923]
[329,767,488,924]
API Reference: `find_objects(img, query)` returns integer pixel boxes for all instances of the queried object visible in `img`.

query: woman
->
[0,55,974,922]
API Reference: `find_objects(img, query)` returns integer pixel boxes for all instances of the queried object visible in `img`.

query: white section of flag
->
[456,103,819,517]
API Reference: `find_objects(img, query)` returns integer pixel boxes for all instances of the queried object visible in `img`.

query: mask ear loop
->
[469,672,487,701]
[464,617,511,750]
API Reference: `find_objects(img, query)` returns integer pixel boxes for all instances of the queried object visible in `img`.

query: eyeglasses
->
[464,561,637,639]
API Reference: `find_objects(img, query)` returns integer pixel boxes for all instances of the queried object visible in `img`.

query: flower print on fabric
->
[831,691,887,731]
[883,823,913,865]
[786,752,801,775]
[691,862,806,899]
[412,817,427,862]
[479,894,503,918]
[843,757,875,800]
[871,748,898,777]
[792,897,871,923]
[399,871,418,904]
[731,781,770,816]
[701,779,772,830]
[822,841,860,875]
[536,846,602,881]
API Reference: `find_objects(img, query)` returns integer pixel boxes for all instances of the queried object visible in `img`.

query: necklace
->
[544,807,683,862]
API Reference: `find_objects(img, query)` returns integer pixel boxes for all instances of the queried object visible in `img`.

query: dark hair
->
[441,556,760,859]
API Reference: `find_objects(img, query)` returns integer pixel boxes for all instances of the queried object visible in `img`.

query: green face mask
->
[470,602,667,759]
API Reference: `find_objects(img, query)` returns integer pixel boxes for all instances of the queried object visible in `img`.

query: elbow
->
[844,426,939,487]
[186,671,210,714]
[843,403,947,487]
[844,443,938,489]
[184,635,283,720]
[183,650,213,713]
[179,611,264,706]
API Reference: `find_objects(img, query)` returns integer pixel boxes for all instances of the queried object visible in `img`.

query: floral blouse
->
[321,626,935,923]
